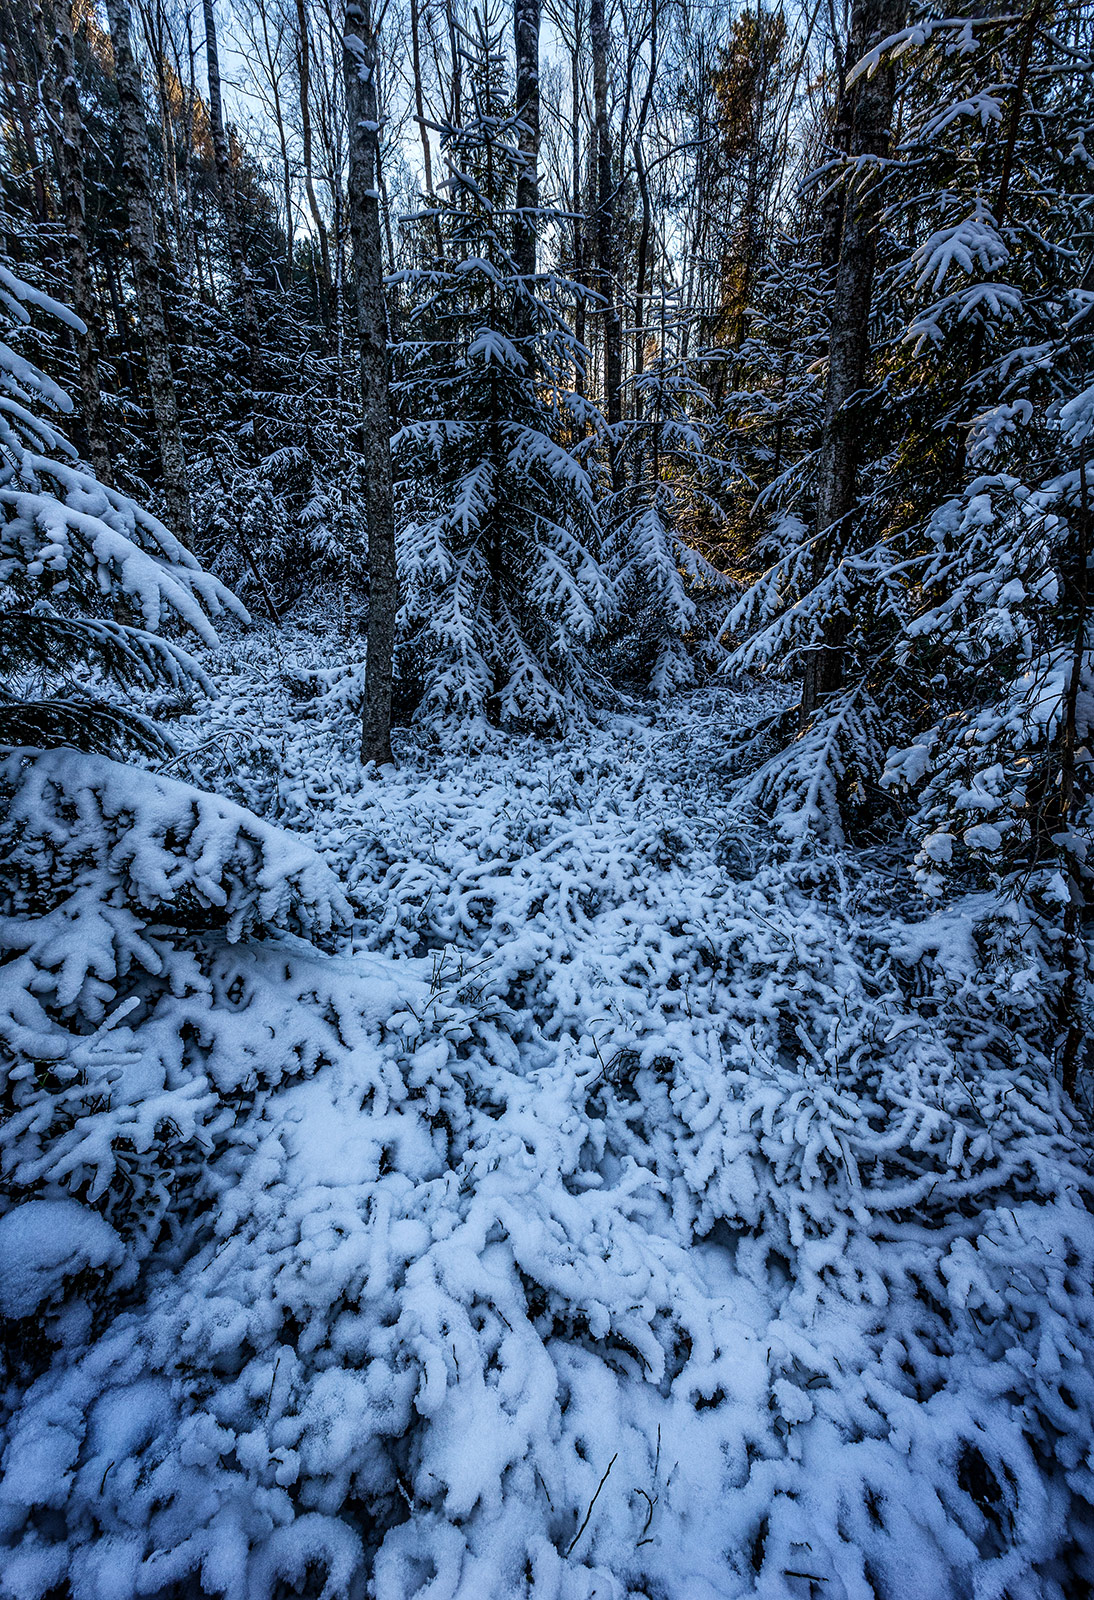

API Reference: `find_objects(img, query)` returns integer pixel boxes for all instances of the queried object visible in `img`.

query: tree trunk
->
[38,0,113,483]
[0,7,54,243]
[104,0,192,541]
[631,0,658,467]
[294,0,333,323]
[591,0,621,484]
[633,133,650,477]
[800,0,905,724]
[1057,441,1090,1096]
[255,0,296,283]
[570,22,585,398]
[513,0,540,292]
[203,0,262,382]
[344,0,397,767]
[409,0,443,260]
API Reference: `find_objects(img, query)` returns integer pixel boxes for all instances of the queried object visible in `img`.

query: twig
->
[566,1453,617,1558]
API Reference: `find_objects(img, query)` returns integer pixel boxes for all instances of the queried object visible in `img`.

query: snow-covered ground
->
[2,630,1092,1599]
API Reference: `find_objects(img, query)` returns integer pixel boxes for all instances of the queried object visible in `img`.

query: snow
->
[0,1201,123,1320]
[2,631,1090,1598]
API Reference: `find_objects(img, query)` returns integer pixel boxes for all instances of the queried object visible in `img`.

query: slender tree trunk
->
[104,0,192,540]
[633,134,650,479]
[37,0,113,483]
[591,0,621,484]
[1057,442,1090,1096]
[172,5,200,291]
[445,0,462,136]
[295,0,333,322]
[800,0,905,724]
[631,0,658,464]
[409,0,443,259]
[817,34,851,272]
[344,0,397,766]
[513,0,540,290]
[256,0,296,283]
[2,8,56,250]
[570,24,586,397]
[203,0,262,382]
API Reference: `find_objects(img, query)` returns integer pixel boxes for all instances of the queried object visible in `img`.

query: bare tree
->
[344,0,397,765]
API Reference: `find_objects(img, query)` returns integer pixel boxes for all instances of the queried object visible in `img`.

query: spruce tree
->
[392,14,608,736]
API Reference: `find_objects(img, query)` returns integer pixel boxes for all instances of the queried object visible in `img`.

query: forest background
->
[0,0,1093,1590]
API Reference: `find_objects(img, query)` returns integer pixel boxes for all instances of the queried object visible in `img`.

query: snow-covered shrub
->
[4,692,1089,1598]
[0,745,350,1362]
[0,264,351,1378]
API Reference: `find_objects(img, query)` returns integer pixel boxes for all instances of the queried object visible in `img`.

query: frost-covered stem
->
[592,0,622,485]
[513,0,540,292]
[800,0,905,726]
[344,0,397,767]
[104,0,192,542]
[1058,442,1091,1097]
[39,0,113,484]
[203,0,261,396]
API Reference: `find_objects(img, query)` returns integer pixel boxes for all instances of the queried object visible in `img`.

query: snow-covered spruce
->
[602,351,735,697]
[0,263,347,1395]
[0,264,243,753]
[390,18,608,738]
[2,660,1091,1599]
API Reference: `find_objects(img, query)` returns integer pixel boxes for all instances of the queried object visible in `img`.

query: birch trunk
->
[344,0,397,766]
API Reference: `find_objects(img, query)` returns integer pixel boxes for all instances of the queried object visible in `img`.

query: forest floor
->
[5,624,1091,1598]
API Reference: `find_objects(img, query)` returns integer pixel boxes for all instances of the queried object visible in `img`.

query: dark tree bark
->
[344,0,397,767]
[591,0,621,483]
[36,0,112,483]
[104,0,192,541]
[800,0,906,724]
